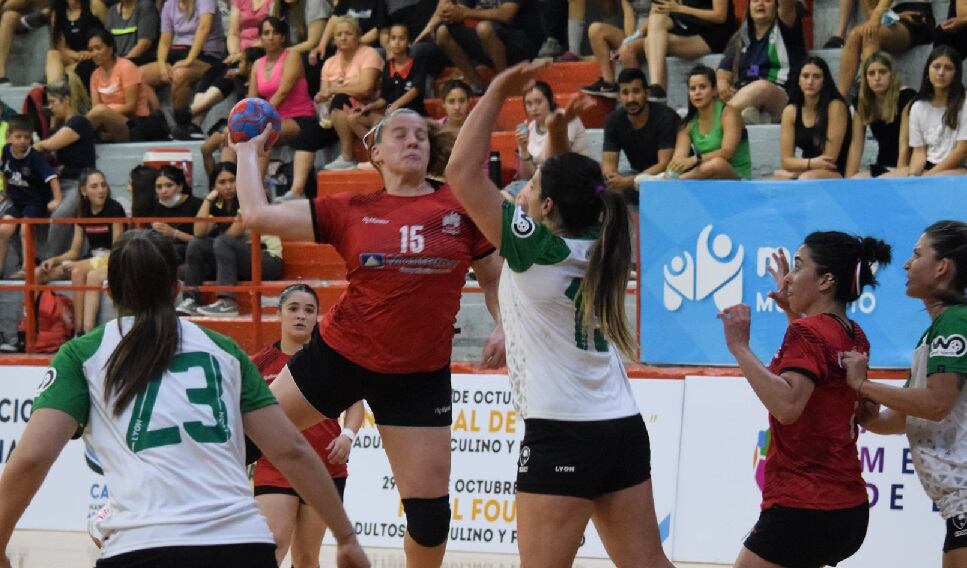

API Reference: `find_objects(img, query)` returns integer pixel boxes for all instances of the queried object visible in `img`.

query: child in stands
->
[0,115,63,279]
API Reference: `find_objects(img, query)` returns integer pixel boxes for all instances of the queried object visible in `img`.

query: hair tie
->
[595,183,606,195]
[852,259,863,298]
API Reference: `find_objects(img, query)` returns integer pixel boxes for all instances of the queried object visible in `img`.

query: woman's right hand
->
[488,60,550,99]
[811,155,838,171]
[717,80,736,102]
[228,124,274,158]
[765,248,793,314]
[39,258,56,272]
[335,537,370,568]
[718,304,752,354]
[514,125,529,147]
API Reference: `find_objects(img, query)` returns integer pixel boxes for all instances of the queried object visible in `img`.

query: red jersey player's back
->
[765,314,869,510]
[312,183,494,374]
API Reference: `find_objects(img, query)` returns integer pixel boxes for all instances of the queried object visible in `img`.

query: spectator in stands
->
[179,162,282,317]
[513,81,592,191]
[835,0,934,97]
[716,0,805,125]
[106,0,160,65]
[128,163,158,217]
[140,0,227,110]
[667,64,751,179]
[387,0,446,77]
[229,17,334,199]
[0,0,50,84]
[582,0,651,98]
[774,56,852,180]
[198,46,262,174]
[45,0,104,87]
[437,77,470,131]
[310,0,386,63]
[892,45,967,177]
[602,68,679,197]
[0,115,62,278]
[934,1,967,60]
[642,0,735,102]
[38,75,97,257]
[846,51,915,177]
[87,29,167,142]
[33,168,123,335]
[150,164,203,264]
[317,15,383,171]
[434,0,543,95]
[343,24,427,145]
[178,161,242,316]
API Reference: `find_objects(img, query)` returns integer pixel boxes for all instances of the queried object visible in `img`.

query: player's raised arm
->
[232,126,316,241]
[447,61,549,247]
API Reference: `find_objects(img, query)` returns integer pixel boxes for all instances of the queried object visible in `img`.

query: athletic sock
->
[567,19,585,56]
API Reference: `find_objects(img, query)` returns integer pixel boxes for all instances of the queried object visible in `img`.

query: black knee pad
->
[401,495,450,547]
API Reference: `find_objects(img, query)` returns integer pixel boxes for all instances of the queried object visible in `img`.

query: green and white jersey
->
[498,202,638,421]
[33,318,277,558]
[907,305,967,518]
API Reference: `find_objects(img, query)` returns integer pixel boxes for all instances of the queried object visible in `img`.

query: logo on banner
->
[663,225,744,311]
[753,428,771,492]
[931,335,967,358]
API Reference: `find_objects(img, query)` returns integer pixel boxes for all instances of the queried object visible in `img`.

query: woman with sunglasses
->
[233,108,504,567]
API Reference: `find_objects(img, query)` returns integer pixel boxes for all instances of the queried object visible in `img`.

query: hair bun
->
[860,236,892,265]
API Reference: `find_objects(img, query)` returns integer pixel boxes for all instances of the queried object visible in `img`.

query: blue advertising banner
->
[639,176,954,367]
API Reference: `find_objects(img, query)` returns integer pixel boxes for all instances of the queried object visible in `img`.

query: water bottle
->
[488,151,502,186]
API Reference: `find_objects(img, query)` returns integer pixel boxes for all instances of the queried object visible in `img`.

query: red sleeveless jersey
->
[763,314,870,510]
[312,184,495,373]
[251,344,347,485]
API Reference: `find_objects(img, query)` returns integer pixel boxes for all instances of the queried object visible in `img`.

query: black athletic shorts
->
[945,513,967,552]
[516,414,651,500]
[255,475,347,504]
[893,2,935,46]
[669,15,734,53]
[95,543,276,567]
[165,46,223,67]
[444,22,538,66]
[288,326,452,427]
[744,503,869,568]
[293,115,338,152]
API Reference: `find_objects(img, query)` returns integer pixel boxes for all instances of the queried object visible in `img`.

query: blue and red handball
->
[227,98,282,149]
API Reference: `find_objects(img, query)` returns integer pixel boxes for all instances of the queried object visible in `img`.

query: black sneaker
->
[0,78,11,86]
[18,10,48,32]
[171,124,192,140]
[174,106,193,126]
[647,84,667,103]
[187,124,205,140]
[581,78,618,99]
[823,35,844,48]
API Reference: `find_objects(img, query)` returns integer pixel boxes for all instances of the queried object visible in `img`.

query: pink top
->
[321,45,383,103]
[255,49,315,120]
[233,0,271,50]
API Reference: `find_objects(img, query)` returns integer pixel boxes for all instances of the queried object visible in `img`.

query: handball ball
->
[227,98,282,149]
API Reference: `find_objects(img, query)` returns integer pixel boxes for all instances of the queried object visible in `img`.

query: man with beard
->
[601,68,680,203]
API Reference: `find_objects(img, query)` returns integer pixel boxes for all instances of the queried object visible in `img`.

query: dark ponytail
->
[103,230,180,416]
[803,231,892,303]
[540,153,636,359]
[923,220,967,305]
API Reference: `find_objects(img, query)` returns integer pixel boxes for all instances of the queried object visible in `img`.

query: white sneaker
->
[176,298,199,316]
[197,299,240,317]
[538,37,564,58]
[324,157,358,171]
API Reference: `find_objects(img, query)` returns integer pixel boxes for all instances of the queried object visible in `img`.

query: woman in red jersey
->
[252,284,365,567]
[232,109,504,567]
[719,231,891,568]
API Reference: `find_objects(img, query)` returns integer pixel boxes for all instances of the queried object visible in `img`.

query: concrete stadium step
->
[95,140,207,198]
[6,27,47,86]
[0,85,33,112]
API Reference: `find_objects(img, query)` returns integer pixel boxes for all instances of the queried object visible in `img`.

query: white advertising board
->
[673,376,945,567]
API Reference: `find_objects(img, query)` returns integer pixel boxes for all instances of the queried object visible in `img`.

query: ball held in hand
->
[227,98,282,149]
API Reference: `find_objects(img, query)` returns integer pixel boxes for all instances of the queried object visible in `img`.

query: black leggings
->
[95,543,277,568]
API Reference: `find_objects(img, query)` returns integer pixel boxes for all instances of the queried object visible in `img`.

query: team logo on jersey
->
[931,334,967,358]
[511,207,535,238]
[442,211,462,235]
[360,253,385,268]
[663,224,744,311]
[518,445,530,473]
[954,514,967,531]
[37,368,56,393]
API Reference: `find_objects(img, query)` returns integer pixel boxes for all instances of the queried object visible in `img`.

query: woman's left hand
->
[718,304,752,354]
[653,0,682,15]
[326,434,353,464]
[841,350,869,391]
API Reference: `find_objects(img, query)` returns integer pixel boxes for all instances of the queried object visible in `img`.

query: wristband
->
[340,427,356,441]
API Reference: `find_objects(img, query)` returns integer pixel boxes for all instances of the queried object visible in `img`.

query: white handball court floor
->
[7,530,724,567]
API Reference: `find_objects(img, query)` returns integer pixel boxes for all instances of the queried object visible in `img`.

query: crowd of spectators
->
[0,0,962,338]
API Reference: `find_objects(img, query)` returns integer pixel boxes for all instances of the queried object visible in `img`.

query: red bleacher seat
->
[282,241,347,280]
[315,169,384,197]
